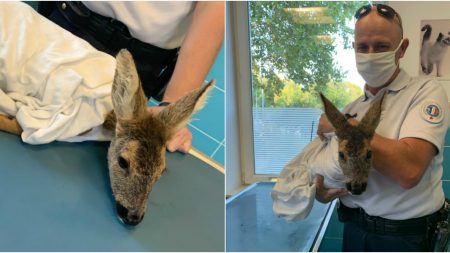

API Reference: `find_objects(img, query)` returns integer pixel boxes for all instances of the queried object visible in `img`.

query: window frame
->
[232,2,276,184]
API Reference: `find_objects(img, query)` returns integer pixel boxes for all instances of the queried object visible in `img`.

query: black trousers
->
[342,220,430,252]
[39,2,178,101]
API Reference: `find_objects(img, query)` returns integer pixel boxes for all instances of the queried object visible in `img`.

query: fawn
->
[319,92,384,195]
[0,49,214,225]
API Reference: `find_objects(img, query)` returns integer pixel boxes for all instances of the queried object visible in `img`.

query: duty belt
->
[337,201,441,236]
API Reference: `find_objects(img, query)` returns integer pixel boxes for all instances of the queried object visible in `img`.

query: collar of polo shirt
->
[363,68,411,100]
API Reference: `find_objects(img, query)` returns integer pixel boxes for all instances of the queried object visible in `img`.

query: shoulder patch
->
[421,100,443,124]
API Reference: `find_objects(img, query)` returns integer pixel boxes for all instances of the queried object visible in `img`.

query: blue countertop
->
[226,182,333,252]
[0,131,224,251]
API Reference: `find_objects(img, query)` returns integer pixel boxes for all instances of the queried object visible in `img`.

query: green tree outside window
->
[249,1,368,108]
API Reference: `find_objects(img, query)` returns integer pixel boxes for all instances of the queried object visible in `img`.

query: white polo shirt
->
[83,2,195,49]
[340,69,450,220]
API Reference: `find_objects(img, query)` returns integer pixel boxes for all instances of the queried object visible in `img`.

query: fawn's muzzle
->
[346,182,367,195]
[116,202,144,226]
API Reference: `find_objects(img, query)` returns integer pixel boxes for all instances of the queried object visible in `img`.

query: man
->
[316,4,449,251]
[39,1,224,153]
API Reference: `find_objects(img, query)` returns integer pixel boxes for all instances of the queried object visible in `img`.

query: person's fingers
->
[337,189,349,198]
[315,175,325,189]
[179,131,192,153]
[175,134,187,150]
[327,188,348,199]
[166,127,193,153]
[179,137,192,153]
[167,131,183,152]
[315,175,348,203]
[166,139,179,152]
[144,107,193,154]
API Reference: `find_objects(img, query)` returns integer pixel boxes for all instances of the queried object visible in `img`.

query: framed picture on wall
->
[419,19,450,78]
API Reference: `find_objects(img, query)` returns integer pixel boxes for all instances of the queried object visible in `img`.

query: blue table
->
[0,131,224,251]
[226,182,334,252]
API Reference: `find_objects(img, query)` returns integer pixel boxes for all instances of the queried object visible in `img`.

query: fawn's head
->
[319,93,384,195]
[107,49,214,226]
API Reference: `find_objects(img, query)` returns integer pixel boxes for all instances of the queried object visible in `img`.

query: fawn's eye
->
[118,156,129,170]
[366,150,372,160]
[338,152,345,161]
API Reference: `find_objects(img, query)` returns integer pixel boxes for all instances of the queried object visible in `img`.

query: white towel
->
[271,133,345,221]
[0,2,115,144]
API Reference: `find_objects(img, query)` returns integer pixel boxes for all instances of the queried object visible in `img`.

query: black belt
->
[56,2,179,69]
[337,201,442,236]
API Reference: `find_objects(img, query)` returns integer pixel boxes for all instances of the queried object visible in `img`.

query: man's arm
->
[162,1,224,103]
[151,1,224,153]
[318,115,437,190]
[314,135,435,203]
[371,135,436,189]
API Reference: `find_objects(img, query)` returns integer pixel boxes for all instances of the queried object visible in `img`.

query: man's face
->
[354,7,403,58]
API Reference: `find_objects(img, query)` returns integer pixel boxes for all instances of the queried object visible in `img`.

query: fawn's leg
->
[0,114,22,135]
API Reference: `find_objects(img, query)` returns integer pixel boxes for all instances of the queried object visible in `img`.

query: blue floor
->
[0,132,224,251]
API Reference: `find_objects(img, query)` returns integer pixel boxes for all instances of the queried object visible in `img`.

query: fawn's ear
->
[112,49,147,121]
[319,93,349,135]
[158,80,215,138]
[359,92,385,137]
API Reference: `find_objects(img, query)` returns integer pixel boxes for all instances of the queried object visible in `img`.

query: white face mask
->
[356,39,404,88]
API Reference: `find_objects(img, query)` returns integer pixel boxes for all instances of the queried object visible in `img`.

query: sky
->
[334,33,366,89]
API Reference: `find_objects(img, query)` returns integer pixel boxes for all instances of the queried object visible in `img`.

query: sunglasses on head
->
[354,4,402,27]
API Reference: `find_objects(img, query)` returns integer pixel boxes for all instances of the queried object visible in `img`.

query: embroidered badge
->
[422,101,443,124]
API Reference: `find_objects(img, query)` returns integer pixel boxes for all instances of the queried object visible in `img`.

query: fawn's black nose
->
[116,202,144,226]
[346,182,367,195]
[116,202,128,218]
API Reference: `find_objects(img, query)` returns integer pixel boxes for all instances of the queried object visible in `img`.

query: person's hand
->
[317,114,335,141]
[317,114,360,140]
[166,127,192,153]
[146,106,193,153]
[314,175,348,203]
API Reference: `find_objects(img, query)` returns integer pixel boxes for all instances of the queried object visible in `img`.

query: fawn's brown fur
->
[320,92,384,195]
[0,49,214,225]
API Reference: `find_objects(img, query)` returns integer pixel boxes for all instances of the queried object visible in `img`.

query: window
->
[234,1,367,183]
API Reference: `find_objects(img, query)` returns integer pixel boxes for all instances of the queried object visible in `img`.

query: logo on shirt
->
[422,101,443,124]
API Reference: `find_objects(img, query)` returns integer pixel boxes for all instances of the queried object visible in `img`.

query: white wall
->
[390,1,450,97]
[225,2,243,196]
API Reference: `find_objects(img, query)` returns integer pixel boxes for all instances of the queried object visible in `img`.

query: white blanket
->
[271,133,345,221]
[0,2,115,144]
